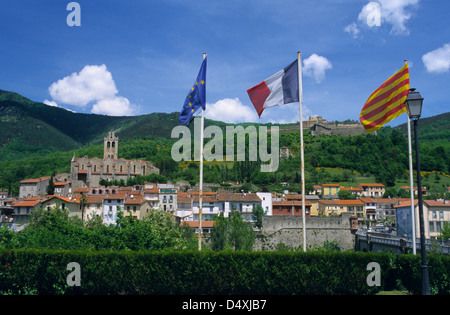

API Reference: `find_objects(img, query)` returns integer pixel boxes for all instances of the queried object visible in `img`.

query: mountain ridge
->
[0,89,448,161]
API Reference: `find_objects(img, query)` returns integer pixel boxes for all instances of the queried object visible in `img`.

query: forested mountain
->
[0,89,448,197]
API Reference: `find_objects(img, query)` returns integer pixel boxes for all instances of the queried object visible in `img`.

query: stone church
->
[65,131,159,190]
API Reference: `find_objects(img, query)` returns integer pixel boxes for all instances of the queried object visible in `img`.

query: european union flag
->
[179,57,207,125]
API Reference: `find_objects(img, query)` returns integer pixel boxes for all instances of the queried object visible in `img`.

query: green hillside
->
[0,89,448,197]
[394,112,450,147]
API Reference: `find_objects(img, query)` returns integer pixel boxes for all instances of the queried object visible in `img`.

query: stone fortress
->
[280,116,366,136]
[55,131,159,191]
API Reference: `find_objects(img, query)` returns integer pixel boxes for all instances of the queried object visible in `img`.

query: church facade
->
[69,131,159,190]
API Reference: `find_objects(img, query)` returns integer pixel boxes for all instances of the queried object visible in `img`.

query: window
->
[439,211,444,219]
[429,221,435,232]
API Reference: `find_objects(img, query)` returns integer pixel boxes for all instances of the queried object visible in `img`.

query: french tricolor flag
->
[247,59,299,117]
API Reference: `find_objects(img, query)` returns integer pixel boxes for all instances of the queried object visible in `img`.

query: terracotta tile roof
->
[374,198,410,204]
[424,200,450,207]
[359,183,385,187]
[74,188,90,193]
[359,197,376,203]
[181,221,215,228]
[394,200,418,208]
[44,195,80,204]
[273,200,311,206]
[177,195,193,202]
[125,197,147,205]
[12,200,40,207]
[20,177,45,184]
[319,199,364,205]
[86,196,104,204]
[217,193,261,202]
[193,195,219,203]
[105,192,128,200]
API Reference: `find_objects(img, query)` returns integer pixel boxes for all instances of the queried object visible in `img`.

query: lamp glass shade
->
[405,89,423,119]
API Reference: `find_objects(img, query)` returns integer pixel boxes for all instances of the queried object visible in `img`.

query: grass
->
[376,290,410,295]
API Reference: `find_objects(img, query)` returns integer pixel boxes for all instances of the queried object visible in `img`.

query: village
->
[1,131,449,245]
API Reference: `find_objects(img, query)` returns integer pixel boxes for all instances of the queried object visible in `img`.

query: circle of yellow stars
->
[188,80,205,112]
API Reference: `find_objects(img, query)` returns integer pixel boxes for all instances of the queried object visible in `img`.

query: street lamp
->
[404,88,430,295]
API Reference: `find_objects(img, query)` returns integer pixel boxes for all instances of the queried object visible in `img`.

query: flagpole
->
[298,52,306,252]
[198,52,207,251]
[405,59,417,255]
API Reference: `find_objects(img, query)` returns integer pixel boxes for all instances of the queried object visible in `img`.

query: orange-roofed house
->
[85,195,104,222]
[19,176,50,199]
[124,195,152,220]
[395,199,450,240]
[358,183,385,197]
[40,195,82,218]
[217,193,262,222]
[321,184,341,198]
[318,199,365,219]
[102,192,127,225]
[272,200,311,216]
[11,199,41,227]
[181,220,215,234]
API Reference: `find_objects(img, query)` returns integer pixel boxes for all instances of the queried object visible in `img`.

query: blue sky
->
[0,0,449,126]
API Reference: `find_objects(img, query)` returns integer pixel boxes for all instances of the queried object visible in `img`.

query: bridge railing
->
[356,231,450,255]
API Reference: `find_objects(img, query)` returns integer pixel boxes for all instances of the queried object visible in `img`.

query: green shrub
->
[395,254,450,295]
[0,249,393,295]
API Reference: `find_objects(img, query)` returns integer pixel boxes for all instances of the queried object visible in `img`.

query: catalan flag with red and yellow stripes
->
[359,64,410,132]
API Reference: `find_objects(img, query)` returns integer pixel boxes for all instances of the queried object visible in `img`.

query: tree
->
[80,193,87,226]
[441,222,450,241]
[209,212,255,251]
[338,189,355,200]
[228,212,254,251]
[210,215,228,251]
[47,175,55,195]
[252,205,265,229]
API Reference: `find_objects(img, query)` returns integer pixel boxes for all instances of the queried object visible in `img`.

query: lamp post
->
[404,88,430,295]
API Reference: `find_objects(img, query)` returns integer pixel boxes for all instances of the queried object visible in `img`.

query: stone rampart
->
[254,213,357,251]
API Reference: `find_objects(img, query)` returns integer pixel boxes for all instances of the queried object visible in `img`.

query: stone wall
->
[254,213,357,251]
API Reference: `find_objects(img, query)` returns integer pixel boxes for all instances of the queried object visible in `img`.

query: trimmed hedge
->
[0,249,448,295]
[394,254,450,295]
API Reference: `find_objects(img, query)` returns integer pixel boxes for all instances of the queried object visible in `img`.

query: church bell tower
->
[104,130,119,160]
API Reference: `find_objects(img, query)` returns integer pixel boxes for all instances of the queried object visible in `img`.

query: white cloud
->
[378,0,419,35]
[346,0,419,37]
[46,64,136,116]
[91,96,137,116]
[344,22,360,39]
[205,98,259,123]
[422,43,450,73]
[303,54,332,83]
[43,99,58,107]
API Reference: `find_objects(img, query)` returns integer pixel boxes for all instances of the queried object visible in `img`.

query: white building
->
[102,193,126,225]
[256,192,272,216]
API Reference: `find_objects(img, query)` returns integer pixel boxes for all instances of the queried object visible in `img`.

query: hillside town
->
[1,131,449,244]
